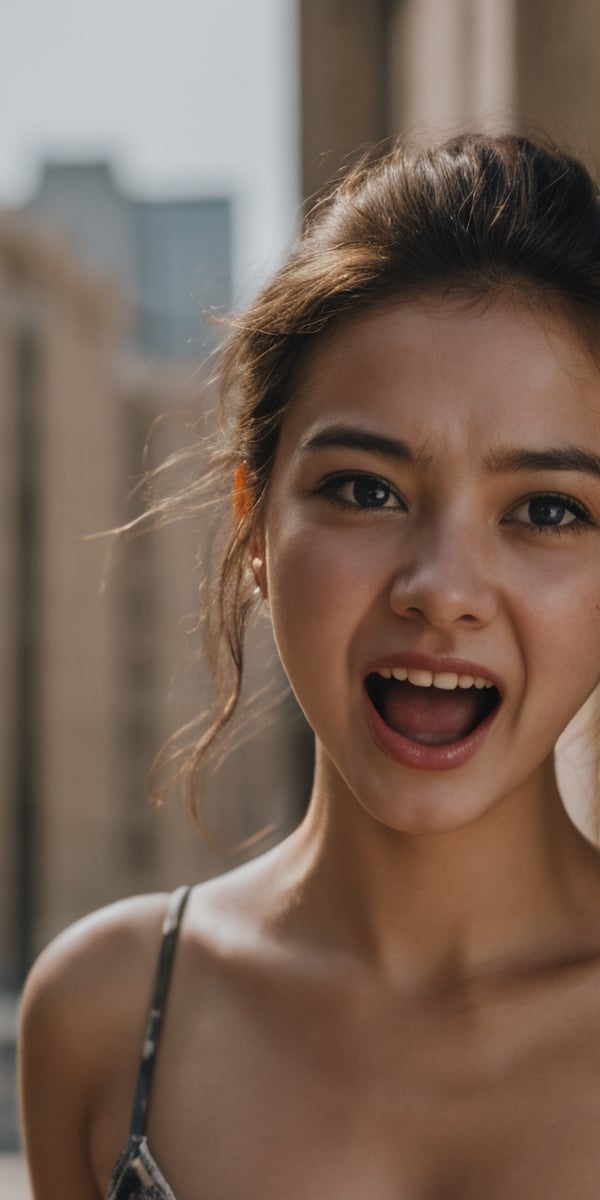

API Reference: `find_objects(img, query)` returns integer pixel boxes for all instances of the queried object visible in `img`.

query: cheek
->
[268,527,355,642]
[511,568,600,719]
[265,522,380,692]
[503,544,600,643]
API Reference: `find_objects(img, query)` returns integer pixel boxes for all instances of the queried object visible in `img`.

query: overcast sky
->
[0,0,300,301]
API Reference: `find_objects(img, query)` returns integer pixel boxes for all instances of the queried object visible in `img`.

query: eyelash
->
[314,472,597,536]
[315,472,407,513]
[502,492,595,537]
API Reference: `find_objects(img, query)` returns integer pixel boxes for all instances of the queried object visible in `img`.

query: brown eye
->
[319,472,406,511]
[348,477,392,508]
[506,492,593,533]
[526,497,573,527]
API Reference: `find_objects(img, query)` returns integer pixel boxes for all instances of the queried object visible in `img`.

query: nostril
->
[397,603,490,627]
[390,568,498,629]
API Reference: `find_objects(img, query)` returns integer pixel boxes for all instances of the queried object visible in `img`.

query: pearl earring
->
[251,556,264,597]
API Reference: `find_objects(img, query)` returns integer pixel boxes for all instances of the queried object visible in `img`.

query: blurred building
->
[0,193,302,1152]
[26,160,231,360]
[300,0,600,200]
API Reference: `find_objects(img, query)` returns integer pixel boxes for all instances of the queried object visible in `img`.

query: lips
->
[362,653,502,770]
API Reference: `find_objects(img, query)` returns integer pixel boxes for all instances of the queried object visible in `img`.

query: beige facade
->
[300,0,389,200]
[301,0,600,199]
[0,219,302,991]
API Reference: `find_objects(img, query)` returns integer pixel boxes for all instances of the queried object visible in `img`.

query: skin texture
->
[19,297,600,1199]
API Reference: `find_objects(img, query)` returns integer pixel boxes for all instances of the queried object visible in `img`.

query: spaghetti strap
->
[128,885,192,1139]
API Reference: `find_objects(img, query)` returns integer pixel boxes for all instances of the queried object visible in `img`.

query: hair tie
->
[232,462,253,523]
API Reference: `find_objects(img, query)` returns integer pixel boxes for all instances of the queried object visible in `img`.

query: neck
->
[278,752,600,994]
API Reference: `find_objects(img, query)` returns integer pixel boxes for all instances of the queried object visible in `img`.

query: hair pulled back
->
[156,132,600,819]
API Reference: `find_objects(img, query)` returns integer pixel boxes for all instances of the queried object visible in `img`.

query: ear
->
[233,464,268,599]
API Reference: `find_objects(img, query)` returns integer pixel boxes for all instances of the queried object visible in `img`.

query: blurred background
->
[2,0,600,1190]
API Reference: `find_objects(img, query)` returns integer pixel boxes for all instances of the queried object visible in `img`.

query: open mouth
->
[365,668,501,747]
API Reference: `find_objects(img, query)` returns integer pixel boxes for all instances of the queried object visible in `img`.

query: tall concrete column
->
[514,0,600,154]
[302,0,600,162]
[387,0,517,138]
[300,0,390,202]
[385,0,600,157]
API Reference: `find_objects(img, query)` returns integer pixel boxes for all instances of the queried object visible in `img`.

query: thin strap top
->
[129,884,192,1138]
[107,885,191,1200]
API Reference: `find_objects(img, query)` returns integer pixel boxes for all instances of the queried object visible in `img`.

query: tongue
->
[381,679,485,745]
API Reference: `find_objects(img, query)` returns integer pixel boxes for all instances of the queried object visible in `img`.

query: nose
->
[388,521,498,630]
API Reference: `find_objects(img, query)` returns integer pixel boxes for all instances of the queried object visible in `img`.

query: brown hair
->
[148,132,600,819]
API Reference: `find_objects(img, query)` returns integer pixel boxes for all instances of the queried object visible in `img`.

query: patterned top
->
[107,885,191,1200]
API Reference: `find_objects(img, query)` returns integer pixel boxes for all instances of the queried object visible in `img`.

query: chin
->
[355,778,499,838]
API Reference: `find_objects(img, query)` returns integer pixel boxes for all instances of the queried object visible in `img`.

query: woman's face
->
[260,298,600,833]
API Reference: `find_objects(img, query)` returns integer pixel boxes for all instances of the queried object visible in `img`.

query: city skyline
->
[0,0,299,302]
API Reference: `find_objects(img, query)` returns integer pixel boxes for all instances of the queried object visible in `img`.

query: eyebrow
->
[484,445,600,479]
[301,424,600,480]
[300,424,429,466]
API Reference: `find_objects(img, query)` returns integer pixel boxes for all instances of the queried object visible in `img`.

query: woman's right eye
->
[317,472,406,511]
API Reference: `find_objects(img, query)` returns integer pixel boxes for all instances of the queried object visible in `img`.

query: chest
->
[145,984,600,1200]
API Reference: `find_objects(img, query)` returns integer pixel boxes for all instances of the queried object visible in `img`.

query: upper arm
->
[18,895,168,1200]
[19,930,106,1199]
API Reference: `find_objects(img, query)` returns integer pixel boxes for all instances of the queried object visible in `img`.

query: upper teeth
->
[377,667,494,690]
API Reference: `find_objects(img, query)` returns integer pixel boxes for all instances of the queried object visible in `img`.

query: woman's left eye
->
[506,493,594,532]
[317,472,405,511]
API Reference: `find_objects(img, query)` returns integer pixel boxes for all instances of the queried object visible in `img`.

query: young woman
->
[19,133,600,1199]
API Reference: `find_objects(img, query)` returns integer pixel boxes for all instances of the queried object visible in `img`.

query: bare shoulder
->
[21,892,170,1053]
[20,862,281,1096]
[20,857,294,1198]
[19,892,171,1200]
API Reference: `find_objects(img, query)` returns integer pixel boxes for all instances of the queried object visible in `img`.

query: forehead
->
[279,298,600,459]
